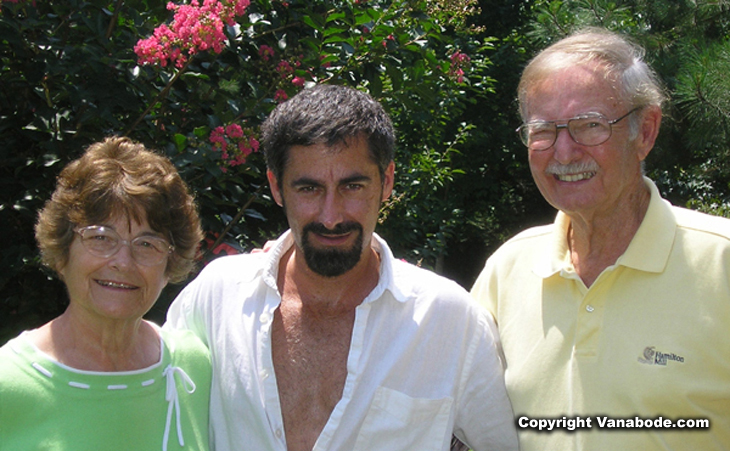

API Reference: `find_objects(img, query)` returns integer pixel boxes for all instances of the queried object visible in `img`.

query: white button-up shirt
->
[165,232,517,451]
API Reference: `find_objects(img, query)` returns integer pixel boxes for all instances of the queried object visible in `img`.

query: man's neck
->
[567,181,651,287]
[277,244,381,314]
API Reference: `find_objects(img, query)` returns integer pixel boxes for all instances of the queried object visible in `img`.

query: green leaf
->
[301,15,323,31]
[355,11,374,26]
[173,134,188,152]
[326,11,347,24]
[323,26,348,37]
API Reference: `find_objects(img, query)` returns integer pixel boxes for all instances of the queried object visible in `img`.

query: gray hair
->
[518,28,666,136]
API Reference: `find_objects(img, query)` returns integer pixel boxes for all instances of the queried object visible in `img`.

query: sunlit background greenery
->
[2,0,730,344]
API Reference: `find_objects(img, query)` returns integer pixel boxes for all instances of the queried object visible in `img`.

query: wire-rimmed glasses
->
[516,107,641,151]
[75,225,174,266]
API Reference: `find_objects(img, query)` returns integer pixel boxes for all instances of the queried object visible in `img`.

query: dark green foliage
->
[4,0,728,345]
[0,0,508,343]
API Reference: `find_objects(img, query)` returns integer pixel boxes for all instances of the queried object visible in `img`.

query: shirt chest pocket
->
[353,386,454,451]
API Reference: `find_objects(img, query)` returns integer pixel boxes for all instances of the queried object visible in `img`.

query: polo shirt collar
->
[533,177,676,278]
[532,213,571,278]
[260,230,407,304]
[618,177,675,272]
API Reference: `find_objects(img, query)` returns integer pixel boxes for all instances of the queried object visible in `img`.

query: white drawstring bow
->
[162,365,197,451]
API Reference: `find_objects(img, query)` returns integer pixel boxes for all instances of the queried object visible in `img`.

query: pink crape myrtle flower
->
[225,123,244,138]
[135,0,251,68]
[274,89,288,102]
[274,55,307,87]
[209,126,227,146]
[448,50,471,83]
[259,45,275,61]
[276,61,294,77]
[209,122,259,169]
[450,51,470,65]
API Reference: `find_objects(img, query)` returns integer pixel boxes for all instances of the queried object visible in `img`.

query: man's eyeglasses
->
[75,225,174,266]
[516,107,641,151]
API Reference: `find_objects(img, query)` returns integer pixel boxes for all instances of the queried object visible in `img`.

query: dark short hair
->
[260,84,395,183]
[35,136,203,283]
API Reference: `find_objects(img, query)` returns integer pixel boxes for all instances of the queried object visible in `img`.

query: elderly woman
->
[0,137,211,451]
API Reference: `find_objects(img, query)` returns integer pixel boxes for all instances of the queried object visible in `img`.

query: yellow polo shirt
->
[472,178,730,451]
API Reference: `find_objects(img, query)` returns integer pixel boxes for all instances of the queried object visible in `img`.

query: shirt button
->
[260,312,271,323]
[275,429,283,438]
[586,305,595,313]
[259,370,268,380]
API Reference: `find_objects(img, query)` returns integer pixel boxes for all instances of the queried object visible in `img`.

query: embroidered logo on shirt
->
[637,346,685,366]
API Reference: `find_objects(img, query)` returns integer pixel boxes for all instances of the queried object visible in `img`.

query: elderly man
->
[471,28,730,450]
[166,84,518,451]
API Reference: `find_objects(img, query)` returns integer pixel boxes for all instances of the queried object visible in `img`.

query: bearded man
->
[166,84,518,451]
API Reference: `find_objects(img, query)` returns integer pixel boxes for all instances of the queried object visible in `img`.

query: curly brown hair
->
[35,136,203,283]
